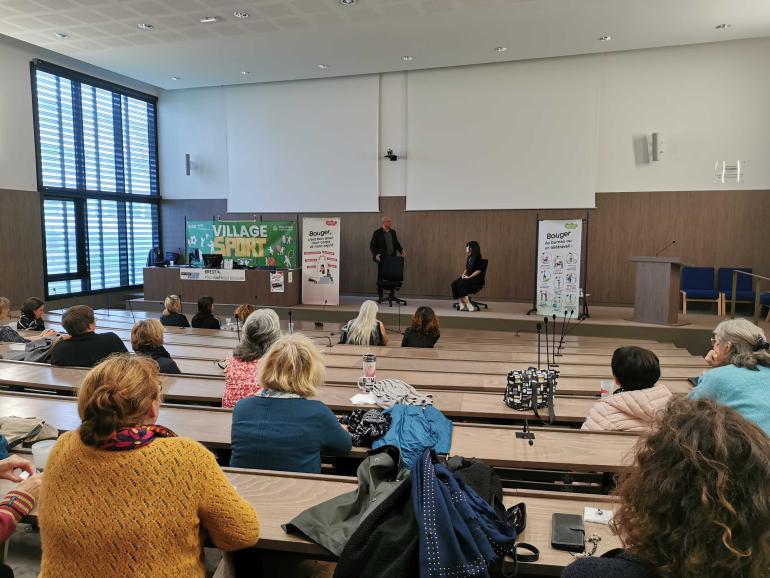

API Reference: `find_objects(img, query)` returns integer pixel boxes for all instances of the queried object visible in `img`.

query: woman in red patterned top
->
[223,308,282,408]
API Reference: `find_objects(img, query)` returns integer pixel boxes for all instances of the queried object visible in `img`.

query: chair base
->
[453,299,488,311]
[377,295,407,307]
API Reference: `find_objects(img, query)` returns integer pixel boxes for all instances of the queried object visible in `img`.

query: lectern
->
[629,256,683,325]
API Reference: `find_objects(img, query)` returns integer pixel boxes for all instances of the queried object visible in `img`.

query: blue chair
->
[681,267,721,315]
[718,267,756,314]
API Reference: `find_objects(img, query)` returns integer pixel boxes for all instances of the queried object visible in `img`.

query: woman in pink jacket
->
[582,346,672,432]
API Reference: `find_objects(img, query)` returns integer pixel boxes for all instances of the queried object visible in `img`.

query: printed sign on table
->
[536,220,582,316]
[302,217,340,305]
[179,268,246,282]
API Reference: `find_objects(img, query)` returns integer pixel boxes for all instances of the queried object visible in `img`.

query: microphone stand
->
[235,315,241,342]
[515,418,535,446]
[551,314,558,367]
[536,323,542,370]
[288,310,293,335]
[558,309,573,353]
[555,310,567,356]
[127,298,136,324]
[544,317,551,369]
[315,300,327,328]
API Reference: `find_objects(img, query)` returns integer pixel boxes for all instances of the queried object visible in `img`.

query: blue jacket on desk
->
[373,404,453,468]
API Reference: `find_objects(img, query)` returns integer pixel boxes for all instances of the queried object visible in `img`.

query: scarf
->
[99,424,177,451]
[259,388,302,399]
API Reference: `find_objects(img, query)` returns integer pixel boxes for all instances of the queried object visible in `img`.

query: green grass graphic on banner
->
[186,220,298,268]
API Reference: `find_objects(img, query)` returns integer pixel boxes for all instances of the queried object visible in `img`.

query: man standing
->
[370,216,405,302]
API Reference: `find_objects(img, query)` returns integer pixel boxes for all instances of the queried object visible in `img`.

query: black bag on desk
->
[503,367,557,424]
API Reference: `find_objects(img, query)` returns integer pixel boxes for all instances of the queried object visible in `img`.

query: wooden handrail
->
[729,270,770,323]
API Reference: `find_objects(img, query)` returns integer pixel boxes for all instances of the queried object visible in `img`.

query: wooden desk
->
[0,360,596,424]
[142,267,301,307]
[0,391,637,473]
[0,471,621,575]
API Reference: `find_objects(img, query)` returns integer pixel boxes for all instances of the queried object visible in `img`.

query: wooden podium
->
[629,256,683,325]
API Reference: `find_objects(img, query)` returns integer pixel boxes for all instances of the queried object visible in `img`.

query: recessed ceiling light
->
[598,35,611,41]
[240,71,251,75]
[171,76,181,81]
[317,63,330,69]
[200,16,222,24]
[339,0,357,5]
[715,23,732,29]
[402,55,414,62]
[137,23,154,30]
[495,46,507,53]
[233,11,249,19]
[54,32,69,39]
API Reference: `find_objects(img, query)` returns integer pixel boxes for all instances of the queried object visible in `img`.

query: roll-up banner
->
[302,217,341,305]
[536,220,583,316]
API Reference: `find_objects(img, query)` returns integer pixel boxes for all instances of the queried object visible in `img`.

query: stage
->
[122,293,752,356]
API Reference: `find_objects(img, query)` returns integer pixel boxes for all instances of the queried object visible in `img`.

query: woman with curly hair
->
[563,397,770,578]
[401,306,440,348]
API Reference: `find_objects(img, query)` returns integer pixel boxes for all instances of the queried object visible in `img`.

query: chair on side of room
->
[680,266,721,315]
[718,267,756,315]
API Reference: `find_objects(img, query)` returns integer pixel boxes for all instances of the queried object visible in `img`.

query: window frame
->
[31,60,162,300]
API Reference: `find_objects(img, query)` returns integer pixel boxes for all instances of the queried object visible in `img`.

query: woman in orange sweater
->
[37,354,260,578]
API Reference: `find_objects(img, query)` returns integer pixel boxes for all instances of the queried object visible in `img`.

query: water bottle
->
[362,353,377,382]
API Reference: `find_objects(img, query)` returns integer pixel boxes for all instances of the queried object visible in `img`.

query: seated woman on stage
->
[451,241,483,312]
[37,355,260,578]
[17,296,46,331]
[0,296,56,343]
[159,294,189,328]
[582,346,672,432]
[223,308,282,408]
[131,319,181,374]
[690,318,770,435]
[339,300,388,346]
[402,306,441,349]
[564,398,770,578]
[234,303,256,325]
[191,296,221,329]
[230,334,352,473]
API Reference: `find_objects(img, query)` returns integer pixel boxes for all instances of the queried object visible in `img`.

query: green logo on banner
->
[186,220,297,268]
[565,223,578,230]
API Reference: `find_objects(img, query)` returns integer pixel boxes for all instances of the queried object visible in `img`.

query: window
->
[32,60,160,298]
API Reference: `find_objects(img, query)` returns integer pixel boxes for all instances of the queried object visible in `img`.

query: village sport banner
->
[186,220,298,268]
[536,219,583,316]
[302,217,341,305]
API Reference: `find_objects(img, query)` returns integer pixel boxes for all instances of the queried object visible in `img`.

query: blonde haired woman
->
[131,318,181,374]
[690,318,770,435]
[38,355,260,577]
[159,294,189,328]
[230,334,352,473]
[339,300,388,346]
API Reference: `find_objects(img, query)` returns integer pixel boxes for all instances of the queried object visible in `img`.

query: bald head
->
[381,216,392,231]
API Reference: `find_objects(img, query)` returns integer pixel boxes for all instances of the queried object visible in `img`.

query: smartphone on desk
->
[551,513,585,553]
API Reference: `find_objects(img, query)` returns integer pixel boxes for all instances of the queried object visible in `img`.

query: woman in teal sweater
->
[690,318,770,435]
[230,333,352,473]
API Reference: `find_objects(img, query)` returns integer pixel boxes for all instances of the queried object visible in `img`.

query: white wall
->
[0,34,160,193]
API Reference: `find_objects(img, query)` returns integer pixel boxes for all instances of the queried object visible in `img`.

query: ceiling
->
[1,0,769,90]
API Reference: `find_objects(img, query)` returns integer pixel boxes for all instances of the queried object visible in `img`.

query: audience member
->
[49,305,127,367]
[564,398,770,577]
[191,296,220,329]
[0,296,56,344]
[401,306,441,348]
[234,303,256,325]
[339,300,388,346]
[223,308,282,408]
[230,334,352,473]
[159,294,189,328]
[131,318,181,374]
[0,455,42,543]
[37,355,260,577]
[582,347,672,432]
[16,297,46,331]
[690,318,770,435]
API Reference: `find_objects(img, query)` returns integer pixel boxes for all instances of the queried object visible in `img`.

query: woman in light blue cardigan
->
[690,318,770,436]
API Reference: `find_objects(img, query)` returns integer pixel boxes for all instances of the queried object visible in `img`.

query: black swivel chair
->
[453,258,489,311]
[378,255,407,307]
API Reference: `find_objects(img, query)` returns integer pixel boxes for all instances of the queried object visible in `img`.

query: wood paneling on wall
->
[161,191,770,305]
[0,189,44,306]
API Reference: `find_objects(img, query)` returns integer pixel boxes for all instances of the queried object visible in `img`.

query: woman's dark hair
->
[197,296,214,315]
[612,398,770,577]
[611,346,661,392]
[410,306,440,337]
[21,297,44,316]
[466,241,481,260]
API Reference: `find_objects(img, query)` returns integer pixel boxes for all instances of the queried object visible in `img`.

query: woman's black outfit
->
[135,345,181,374]
[160,311,190,328]
[401,328,440,348]
[451,253,483,299]
[17,312,45,331]
[191,312,221,329]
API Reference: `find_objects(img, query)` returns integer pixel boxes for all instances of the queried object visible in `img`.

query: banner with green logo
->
[186,220,298,268]
[536,219,582,316]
